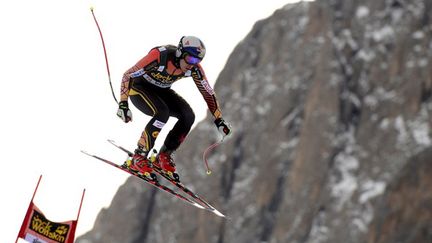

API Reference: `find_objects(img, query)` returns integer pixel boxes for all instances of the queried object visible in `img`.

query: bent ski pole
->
[90,7,118,104]
[202,135,226,175]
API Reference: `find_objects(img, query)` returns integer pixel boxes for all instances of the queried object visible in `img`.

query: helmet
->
[176,36,206,60]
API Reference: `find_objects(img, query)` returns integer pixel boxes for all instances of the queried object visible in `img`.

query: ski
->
[107,139,226,218]
[80,150,220,214]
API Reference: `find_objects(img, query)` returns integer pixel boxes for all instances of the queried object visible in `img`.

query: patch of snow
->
[344,29,358,50]
[285,76,301,90]
[243,69,254,82]
[364,87,398,109]
[406,60,416,68]
[364,95,378,108]
[380,62,388,70]
[277,138,299,155]
[391,8,404,23]
[357,49,375,62]
[233,167,258,194]
[245,204,257,217]
[234,204,257,230]
[414,45,422,52]
[278,141,291,150]
[232,167,258,200]
[379,118,390,130]
[298,16,309,29]
[407,2,424,18]
[412,31,425,39]
[219,154,227,163]
[349,92,361,108]
[308,210,329,243]
[263,83,278,96]
[256,102,271,115]
[331,152,359,208]
[317,36,326,44]
[394,116,408,145]
[359,179,386,203]
[356,6,369,19]
[329,72,343,87]
[333,29,358,52]
[409,120,431,146]
[418,58,428,67]
[332,36,344,51]
[281,107,300,127]
[352,203,374,233]
[376,87,397,100]
[352,218,367,232]
[372,25,395,42]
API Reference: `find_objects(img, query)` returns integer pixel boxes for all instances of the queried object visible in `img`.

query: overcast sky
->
[0,0,308,241]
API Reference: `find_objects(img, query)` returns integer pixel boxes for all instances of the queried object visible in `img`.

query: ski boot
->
[151,148,180,182]
[129,149,157,181]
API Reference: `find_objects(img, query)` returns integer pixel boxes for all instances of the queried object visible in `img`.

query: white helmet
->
[176,36,206,60]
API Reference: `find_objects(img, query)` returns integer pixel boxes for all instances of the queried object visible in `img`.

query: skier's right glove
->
[117,101,132,123]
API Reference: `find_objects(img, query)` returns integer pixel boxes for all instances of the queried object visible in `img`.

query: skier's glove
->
[117,101,132,123]
[214,118,232,137]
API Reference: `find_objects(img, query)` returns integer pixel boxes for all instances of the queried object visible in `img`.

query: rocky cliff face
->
[77,0,432,242]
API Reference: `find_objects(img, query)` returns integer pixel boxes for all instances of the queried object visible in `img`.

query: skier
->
[116,36,231,180]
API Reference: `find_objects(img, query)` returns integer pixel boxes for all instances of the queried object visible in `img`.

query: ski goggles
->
[184,54,202,65]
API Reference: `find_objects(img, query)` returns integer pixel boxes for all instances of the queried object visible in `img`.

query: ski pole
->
[90,7,119,104]
[203,122,232,175]
[202,136,225,175]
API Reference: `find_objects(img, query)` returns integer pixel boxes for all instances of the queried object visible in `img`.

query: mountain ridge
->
[77,0,432,242]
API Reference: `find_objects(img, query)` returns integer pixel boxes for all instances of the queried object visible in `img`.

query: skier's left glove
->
[214,118,232,137]
[117,101,132,123]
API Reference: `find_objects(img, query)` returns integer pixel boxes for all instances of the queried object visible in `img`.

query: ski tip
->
[80,150,90,156]
[212,209,228,218]
[193,202,206,210]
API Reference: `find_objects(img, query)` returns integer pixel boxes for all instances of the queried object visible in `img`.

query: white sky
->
[0,0,306,241]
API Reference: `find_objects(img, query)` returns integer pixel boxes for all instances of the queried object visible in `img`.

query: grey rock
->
[77,0,432,242]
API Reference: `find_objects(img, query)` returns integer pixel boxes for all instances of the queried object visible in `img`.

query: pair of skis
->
[81,140,226,218]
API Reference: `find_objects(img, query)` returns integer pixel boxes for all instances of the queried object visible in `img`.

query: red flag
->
[16,176,85,243]
[17,202,77,243]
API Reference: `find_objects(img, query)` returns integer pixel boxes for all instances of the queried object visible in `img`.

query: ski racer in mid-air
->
[116,36,232,181]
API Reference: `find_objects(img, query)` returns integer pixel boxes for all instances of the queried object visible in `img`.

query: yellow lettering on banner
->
[56,225,69,235]
[31,216,52,237]
[30,213,69,243]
